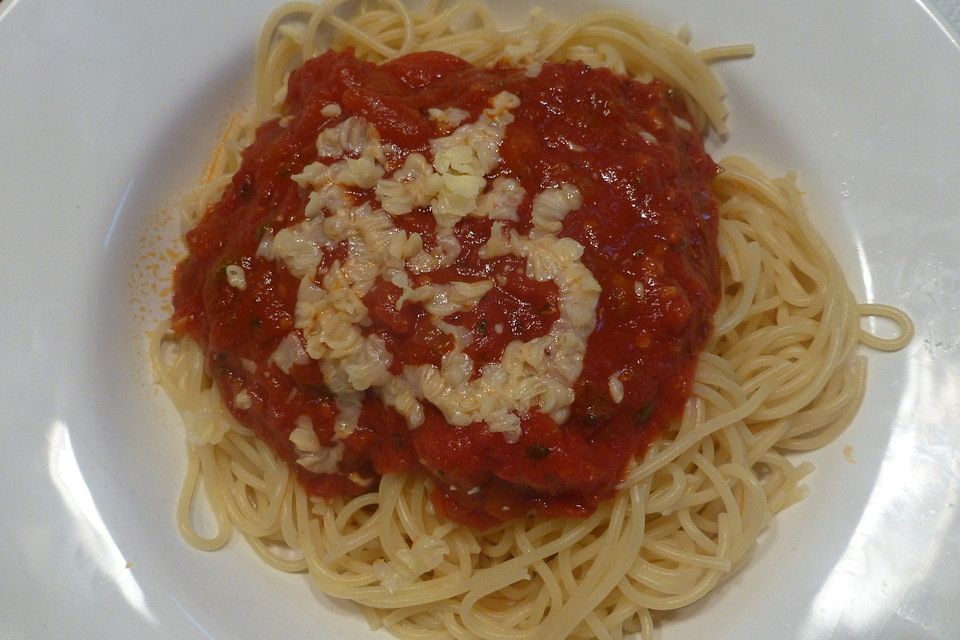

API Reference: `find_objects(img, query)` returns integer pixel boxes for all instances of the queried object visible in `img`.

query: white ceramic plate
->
[2,1,958,638]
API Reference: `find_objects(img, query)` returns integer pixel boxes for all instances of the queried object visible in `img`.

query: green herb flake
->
[634,403,656,427]
[526,444,551,460]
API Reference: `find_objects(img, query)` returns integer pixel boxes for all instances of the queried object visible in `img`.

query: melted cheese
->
[473,177,525,221]
[234,390,253,410]
[270,332,309,374]
[290,415,346,474]
[427,106,470,130]
[225,264,247,290]
[272,91,601,446]
[321,103,342,117]
[608,371,625,404]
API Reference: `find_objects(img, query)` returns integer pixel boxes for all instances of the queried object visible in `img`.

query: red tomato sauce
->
[172,50,720,528]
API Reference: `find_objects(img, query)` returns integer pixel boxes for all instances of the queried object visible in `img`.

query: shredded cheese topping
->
[608,371,625,404]
[234,389,253,410]
[264,91,601,464]
[289,415,345,473]
[372,530,452,592]
[225,264,247,290]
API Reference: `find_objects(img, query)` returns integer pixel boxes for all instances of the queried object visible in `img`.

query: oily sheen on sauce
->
[172,50,720,528]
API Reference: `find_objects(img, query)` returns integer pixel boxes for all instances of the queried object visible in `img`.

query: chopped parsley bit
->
[277,161,296,177]
[634,403,656,426]
[526,444,551,459]
[212,352,230,375]
[237,173,254,199]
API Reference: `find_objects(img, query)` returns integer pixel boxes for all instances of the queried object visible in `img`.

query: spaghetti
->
[152,2,913,639]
